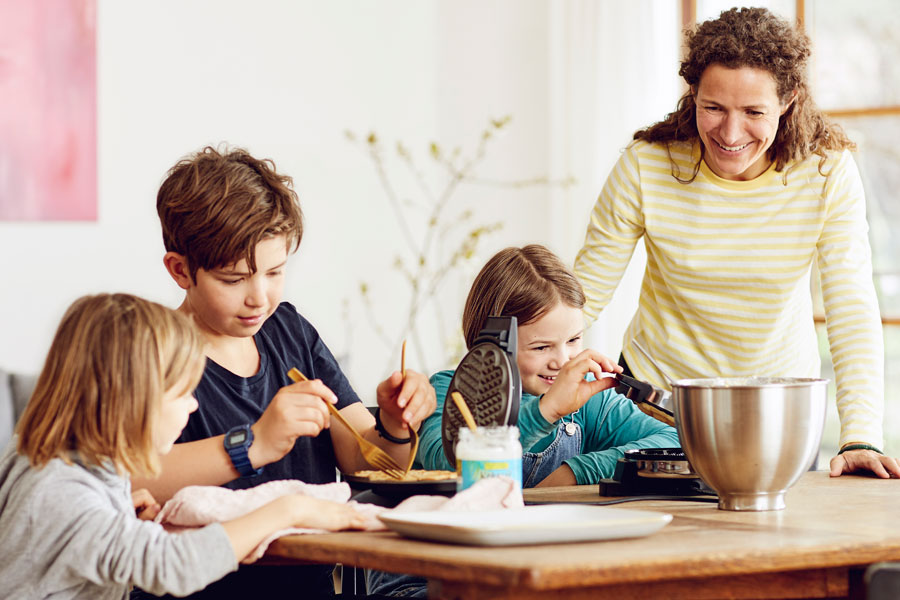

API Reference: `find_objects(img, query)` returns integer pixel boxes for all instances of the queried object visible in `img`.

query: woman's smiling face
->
[516,301,584,397]
[694,63,793,181]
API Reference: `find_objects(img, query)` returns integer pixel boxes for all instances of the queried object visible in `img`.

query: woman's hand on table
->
[539,349,622,423]
[829,449,900,478]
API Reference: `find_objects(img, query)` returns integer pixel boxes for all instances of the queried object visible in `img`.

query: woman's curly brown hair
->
[634,7,854,182]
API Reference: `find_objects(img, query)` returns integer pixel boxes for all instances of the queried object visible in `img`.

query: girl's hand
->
[225,494,368,564]
[132,488,161,521]
[538,349,622,423]
[375,370,437,436]
[284,495,369,531]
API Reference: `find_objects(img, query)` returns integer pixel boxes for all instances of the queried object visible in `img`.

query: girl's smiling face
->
[516,301,584,397]
[694,63,793,181]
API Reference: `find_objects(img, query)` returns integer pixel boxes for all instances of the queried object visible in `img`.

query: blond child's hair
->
[16,294,206,477]
[156,145,304,281]
[461,245,586,348]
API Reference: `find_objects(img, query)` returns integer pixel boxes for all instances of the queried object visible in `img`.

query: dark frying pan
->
[342,472,458,500]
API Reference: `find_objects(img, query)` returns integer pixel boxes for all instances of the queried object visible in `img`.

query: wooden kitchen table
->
[265,472,900,599]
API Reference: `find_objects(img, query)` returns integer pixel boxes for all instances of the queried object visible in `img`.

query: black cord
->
[525,495,718,505]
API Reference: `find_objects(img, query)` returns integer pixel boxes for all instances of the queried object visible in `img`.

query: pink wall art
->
[0,0,96,221]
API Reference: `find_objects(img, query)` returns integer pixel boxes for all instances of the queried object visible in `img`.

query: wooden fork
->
[451,391,478,432]
[287,368,406,480]
[400,340,419,475]
[398,340,420,475]
[404,419,419,475]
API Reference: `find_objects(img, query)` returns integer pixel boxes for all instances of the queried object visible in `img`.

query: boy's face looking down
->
[167,235,288,341]
[515,301,585,397]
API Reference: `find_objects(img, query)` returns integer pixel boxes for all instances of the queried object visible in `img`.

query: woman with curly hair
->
[575,7,899,478]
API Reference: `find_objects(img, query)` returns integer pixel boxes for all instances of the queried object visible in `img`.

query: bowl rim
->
[672,377,829,389]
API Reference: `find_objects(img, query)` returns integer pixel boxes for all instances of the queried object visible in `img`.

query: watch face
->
[227,430,247,446]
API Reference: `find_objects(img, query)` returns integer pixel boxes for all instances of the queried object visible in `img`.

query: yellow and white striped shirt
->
[575,140,884,448]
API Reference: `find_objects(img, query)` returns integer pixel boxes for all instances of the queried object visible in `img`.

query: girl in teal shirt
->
[370,245,680,598]
[414,244,679,486]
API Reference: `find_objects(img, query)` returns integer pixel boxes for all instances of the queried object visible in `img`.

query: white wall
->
[545,1,680,357]
[0,0,682,399]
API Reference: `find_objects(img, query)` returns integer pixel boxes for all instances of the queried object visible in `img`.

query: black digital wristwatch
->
[224,424,263,478]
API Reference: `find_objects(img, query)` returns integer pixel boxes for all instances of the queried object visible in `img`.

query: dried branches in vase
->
[345,116,575,375]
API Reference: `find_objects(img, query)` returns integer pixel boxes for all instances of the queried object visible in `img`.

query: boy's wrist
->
[224,424,263,478]
[373,407,411,443]
[247,425,276,467]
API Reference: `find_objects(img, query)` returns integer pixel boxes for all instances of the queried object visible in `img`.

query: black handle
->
[615,373,674,419]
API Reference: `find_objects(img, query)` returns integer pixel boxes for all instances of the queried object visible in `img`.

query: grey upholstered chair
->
[867,562,900,600]
[0,369,37,449]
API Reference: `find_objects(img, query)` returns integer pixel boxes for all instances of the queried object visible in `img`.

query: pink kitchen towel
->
[389,476,523,513]
[155,480,386,562]
[155,476,523,562]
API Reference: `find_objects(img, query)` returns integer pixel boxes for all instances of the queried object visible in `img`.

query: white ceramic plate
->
[377,504,672,546]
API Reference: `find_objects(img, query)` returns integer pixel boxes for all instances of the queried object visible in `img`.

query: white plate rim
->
[377,504,673,545]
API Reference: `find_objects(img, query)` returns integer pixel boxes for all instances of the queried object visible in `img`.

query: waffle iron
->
[604,374,714,497]
[599,448,714,496]
[441,316,522,465]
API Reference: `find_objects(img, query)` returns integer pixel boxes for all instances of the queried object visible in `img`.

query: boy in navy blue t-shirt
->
[134,146,436,598]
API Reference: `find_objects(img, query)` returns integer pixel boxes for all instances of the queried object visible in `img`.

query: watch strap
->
[225,425,262,478]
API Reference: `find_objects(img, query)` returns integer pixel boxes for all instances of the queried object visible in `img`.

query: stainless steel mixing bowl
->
[672,377,828,511]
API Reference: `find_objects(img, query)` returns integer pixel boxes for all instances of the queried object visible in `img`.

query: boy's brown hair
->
[462,245,586,349]
[16,294,206,477]
[157,146,304,280]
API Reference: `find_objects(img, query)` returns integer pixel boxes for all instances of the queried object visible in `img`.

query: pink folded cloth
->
[155,480,387,562]
[155,476,523,562]
[389,476,523,513]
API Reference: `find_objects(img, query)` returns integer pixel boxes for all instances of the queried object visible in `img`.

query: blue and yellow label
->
[457,458,522,492]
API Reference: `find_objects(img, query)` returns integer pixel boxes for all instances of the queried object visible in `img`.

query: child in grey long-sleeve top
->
[0,294,366,600]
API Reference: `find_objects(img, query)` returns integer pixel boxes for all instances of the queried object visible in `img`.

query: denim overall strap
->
[522,421,583,488]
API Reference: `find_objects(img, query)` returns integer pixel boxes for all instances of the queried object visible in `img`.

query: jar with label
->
[455,425,522,493]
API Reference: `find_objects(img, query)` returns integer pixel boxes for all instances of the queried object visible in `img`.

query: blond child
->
[0,293,365,600]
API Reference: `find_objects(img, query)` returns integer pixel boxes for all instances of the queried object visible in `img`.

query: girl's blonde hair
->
[462,245,585,349]
[16,294,206,477]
